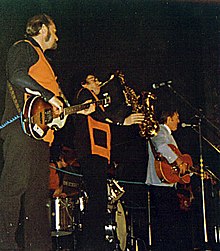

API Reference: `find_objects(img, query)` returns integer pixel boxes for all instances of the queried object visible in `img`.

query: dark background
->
[0,0,219,180]
[0,0,220,248]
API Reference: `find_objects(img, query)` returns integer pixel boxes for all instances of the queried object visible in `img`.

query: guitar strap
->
[149,139,158,158]
[149,138,164,162]
[0,81,22,130]
[7,81,22,114]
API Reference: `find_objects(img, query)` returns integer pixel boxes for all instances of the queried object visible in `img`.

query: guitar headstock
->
[102,93,111,107]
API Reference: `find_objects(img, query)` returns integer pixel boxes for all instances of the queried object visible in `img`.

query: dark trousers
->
[0,126,52,251]
[149,185,192,251]
[78,155,108,251]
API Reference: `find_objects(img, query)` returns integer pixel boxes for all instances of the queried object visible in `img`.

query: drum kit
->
[49,169,127,251]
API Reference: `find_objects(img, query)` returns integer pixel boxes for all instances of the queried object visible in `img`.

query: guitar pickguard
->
[47,113,67,131]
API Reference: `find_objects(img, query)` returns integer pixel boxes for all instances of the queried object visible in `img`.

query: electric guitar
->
[154,144,193,184]
[21,94,111,140]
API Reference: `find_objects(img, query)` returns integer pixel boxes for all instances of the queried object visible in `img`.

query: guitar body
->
[155,144,193,184]
[22,95,63,140]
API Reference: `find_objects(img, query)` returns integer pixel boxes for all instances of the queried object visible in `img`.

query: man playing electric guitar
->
[147,110,188,186]
[146,109,192,251]
[0,14,95,251]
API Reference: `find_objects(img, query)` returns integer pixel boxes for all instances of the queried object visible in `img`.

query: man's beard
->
[45,30,57,50]
[50,42,57,50]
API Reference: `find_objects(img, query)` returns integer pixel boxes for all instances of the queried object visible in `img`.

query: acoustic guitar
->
[154,144,193,184]
[21,95,111,140]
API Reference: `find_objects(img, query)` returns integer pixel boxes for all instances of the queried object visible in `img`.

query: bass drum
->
[115,201,127,251]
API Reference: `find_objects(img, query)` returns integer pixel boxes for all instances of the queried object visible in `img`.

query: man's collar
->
[26,37,43,52]
[163,124,172,134]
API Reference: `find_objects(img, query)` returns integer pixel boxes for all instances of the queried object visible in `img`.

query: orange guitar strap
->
[86,88,105,112]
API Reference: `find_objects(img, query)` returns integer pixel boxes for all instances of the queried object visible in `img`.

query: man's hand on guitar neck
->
[176,157,188,175]
[77,99,96,115]
[48,96,64,116]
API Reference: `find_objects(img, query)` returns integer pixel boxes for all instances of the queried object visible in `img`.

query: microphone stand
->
[163,83,219,250]
[198,116,210,249]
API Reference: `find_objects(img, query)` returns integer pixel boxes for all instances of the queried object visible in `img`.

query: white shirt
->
[146,124,178,187]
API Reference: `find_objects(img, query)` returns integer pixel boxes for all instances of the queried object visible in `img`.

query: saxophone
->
[138,91,160,137]
[118,72,159,137]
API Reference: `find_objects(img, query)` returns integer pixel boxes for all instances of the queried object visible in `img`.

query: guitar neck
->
[64,99,106,116]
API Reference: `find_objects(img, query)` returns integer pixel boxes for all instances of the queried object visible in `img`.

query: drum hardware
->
[74,191,87,209]
[76,190,88,212]
[50,190,88,237]
[51,197,74,237]
[50,179,126,247]
[105,213,117,244]
[107,179,125,205]
[50,196,85,237]
[106,179,127,250]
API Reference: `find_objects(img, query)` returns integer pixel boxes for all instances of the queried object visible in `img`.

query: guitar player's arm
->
[152,127,187,175]
[7,40,56,102]
[7,40,64,115]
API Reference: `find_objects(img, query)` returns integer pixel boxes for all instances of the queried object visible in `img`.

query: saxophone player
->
[69,72,144,250]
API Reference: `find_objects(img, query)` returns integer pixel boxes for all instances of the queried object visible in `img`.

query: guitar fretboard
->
[64,98,110,116]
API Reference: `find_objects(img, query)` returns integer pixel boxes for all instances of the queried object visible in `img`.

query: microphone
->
[152,80,172,89]
[181,123,198,128]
